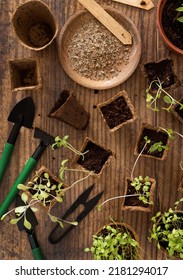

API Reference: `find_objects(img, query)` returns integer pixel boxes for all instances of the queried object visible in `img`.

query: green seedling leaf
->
[164,95,172,104]
[177,16,183,22]
[10,217,21,225]
[44,173,49,179]
[17,184,29,191]
[15,206,26,214]
[55,196,63,203]
[21,193,28,204]
[24,216,31,230]
[146,93,153,102]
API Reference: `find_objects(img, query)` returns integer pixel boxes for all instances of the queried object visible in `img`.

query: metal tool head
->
[48,184,104,244]
[34,127,55,146]
[8,97,35,128]
[15,195,38,233]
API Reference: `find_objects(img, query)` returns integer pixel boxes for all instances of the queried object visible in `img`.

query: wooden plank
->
[112,0,154,10]
[78,0,132,45]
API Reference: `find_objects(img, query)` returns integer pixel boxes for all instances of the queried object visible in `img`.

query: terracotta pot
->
[95,222,140,260]
[121,177,156,212]
[157,0,183,55]
[97,90,137,132]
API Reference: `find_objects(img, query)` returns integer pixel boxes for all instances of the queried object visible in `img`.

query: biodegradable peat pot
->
[9,58,41,91]
[171,97,183,123]
[97,90,137,132]
[134,123,171,160]
[90,222,140,260]
[157,0,183,55]
[27,166,65,211]
[12,0,58,51]
[121,177,156,212]
[72,137,113,177]
[142,58,180,91]
[48,90,90,130]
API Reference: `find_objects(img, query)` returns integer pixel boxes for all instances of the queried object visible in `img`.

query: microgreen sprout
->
[176,4,183,23]
[52,135,88,160]
[146,78,183,112]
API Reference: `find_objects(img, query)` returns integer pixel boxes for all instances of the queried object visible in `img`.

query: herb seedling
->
[146,78,183,112]
[97,136,154,210]
[176,5,183,23]
[1,171,78,230]
[85,223,139,260]
[149,198,183,259]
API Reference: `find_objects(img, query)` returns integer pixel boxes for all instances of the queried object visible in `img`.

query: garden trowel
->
[0,127,56,219]
[0,97,35,183]
[15,194,44,260]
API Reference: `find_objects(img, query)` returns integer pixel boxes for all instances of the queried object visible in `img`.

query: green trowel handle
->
[0,157,37,219]
[32,247,44,260]
[0,143,14,183]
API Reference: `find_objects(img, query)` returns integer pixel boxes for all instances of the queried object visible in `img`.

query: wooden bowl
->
[57,8,141,90]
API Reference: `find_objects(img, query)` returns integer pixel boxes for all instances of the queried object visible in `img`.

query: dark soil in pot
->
[143,59,176,90]
[162,0,183,50]
[77,140,112,174]
[100,96,133,129]
[137,127,169,158]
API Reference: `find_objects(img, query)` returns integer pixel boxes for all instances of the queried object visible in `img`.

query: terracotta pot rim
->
[157,0,183,55]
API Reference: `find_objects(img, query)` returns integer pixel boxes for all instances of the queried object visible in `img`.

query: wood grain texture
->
[0,0,183,260]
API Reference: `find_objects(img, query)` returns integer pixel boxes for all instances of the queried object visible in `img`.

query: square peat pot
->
[171,97,183,123]
[9,58,41,91]
[71,137,113,177]
[121,177,156,212]
[141,58,180,91]
[97,90,137,132]
[27,166,65,211]
[134,123,171,160]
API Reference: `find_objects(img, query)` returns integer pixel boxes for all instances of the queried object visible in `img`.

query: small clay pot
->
[171,97,183,124]
[97,90,137,132]
[9,58,41,91]
[27,166,65,211]
[12,0,58,51]
[48,90,90,130]
[157,0,183,55]
[141,58,180,91]
[134,123,171,160]
[71,137,113,177]
[96,222,140,260]
[121,177,156,212]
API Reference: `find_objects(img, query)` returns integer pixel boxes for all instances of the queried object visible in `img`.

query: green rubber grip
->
[32,247,44,260]
[0,157,37,219]
[0,143,14,183]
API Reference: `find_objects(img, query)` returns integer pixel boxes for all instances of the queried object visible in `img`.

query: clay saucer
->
[57,8,141,90]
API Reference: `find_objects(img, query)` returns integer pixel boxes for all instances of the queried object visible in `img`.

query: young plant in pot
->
[1,135,92,229]
[157,0,183,55]
[98,136,156,212]
[149,198,183,259]
[85,219,140,260]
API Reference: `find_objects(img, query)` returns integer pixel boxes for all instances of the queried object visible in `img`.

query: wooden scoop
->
[78,0,132,45]
[111,0,154,10]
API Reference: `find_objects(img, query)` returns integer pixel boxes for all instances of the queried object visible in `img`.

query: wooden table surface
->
[0,0,183,260]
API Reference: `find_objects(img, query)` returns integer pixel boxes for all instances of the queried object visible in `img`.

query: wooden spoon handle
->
[78,0,132,45]
[111,0,154,10]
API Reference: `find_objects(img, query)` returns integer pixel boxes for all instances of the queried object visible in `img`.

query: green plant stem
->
[99,194,142,208]
[131,142,148,180]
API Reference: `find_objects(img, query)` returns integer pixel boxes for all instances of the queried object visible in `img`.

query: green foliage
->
[85,224,139,260]
[148,141,169,154]
[130,176,153,205]
[52,135,88,160]
[176,5,183,23]
[146,78,183,112]
[149,198,183,259]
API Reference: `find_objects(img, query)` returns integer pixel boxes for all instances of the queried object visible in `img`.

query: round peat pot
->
[157,0,183,55]
[12,0,58,51]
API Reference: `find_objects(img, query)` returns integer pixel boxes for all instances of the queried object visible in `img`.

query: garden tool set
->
[0,97,103,258]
